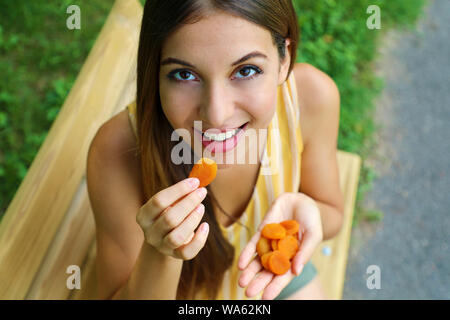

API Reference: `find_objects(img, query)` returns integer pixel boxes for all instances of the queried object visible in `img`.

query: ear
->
[278,38,292,86]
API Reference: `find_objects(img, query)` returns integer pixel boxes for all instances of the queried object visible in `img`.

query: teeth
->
[203,128,240,141]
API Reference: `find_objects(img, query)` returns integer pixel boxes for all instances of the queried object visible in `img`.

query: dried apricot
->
[277,235,299,260]
[268,250,291,275]
[261,223,286,239]
[256,237,271,257]
[271,239,278,251]
[280,220,300,236]
[261,251,273,270]
[188,157,217,187]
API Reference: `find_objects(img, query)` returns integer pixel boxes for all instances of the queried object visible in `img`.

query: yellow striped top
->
[126,70,303,300]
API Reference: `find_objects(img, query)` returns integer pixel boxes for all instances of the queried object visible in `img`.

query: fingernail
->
[187,178,200,188]
[200,223,209,234]
[196,204,205,214]
[196,187,207,198]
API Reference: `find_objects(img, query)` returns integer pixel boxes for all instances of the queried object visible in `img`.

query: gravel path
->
[343,0,450,299]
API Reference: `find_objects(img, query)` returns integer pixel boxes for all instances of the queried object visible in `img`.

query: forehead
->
[160,11,274,60]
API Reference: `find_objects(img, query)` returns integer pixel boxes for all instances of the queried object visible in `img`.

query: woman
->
[87,0,344,300]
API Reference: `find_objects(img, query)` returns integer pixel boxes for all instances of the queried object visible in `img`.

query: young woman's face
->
[159,11,290,168]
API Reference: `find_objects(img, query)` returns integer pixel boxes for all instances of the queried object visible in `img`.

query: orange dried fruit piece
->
[280,220,300,236]
[256,237,271,257]
[271,239,278,251]
[260,251,273,271]
[261,223,286,240]
[277,235,299,260]
[188,157,217,188]
[268,250,291,275]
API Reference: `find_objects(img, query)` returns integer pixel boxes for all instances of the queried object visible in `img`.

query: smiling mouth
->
[196,122,248,142]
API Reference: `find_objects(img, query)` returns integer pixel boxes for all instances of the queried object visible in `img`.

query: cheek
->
[243,83,277,126]
[159,85,197,129]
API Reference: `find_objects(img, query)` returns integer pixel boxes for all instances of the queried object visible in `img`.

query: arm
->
[111,242,183,299]
[294,63,345,240]
[313,200,343,241]
[87,111,182,299]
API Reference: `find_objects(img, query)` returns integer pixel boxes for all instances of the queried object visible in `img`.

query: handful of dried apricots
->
[256,220,300,275]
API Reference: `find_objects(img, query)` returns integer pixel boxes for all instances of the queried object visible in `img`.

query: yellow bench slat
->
[311,150,361,299]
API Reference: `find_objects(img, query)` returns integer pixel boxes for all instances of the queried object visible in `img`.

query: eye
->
[171,70,196,82]
[234,65,262,80]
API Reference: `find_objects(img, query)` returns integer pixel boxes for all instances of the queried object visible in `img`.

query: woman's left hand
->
[238,192,323,300]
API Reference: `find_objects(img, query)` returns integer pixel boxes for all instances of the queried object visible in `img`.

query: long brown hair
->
[136,0,299,299]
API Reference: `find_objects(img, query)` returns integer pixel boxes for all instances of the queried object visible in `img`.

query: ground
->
[343,0,450,299]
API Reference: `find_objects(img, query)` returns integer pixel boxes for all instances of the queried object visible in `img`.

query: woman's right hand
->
[136,177,209,260]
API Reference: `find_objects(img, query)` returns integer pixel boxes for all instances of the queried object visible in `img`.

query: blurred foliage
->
[0,0,114,218]
[0,0,426,222]
[293,0,426,225]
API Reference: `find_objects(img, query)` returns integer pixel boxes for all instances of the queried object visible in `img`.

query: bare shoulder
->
[87,108,144,223]
[86,108,145,298]
[292,63,340,148]
[89,109,138,159]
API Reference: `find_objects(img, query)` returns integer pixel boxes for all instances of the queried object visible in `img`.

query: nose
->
[198,81,234,129]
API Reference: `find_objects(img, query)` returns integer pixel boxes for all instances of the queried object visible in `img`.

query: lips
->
[192,121,249,153]
[196,122,248,135]
[204,122,248,141]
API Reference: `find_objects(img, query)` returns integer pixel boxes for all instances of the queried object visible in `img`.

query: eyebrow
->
[160,51,268,68]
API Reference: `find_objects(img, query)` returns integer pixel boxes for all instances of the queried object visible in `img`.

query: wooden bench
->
[0,0,361,300]
[312,151,361,299]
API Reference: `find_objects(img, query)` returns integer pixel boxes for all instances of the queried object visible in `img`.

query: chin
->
[216,162,234,169]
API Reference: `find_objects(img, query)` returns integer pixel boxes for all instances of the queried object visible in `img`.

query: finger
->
[183,232,195,245]
[142,178,201,223]
[162,204,205,250]
[245,270,274,298]
[238,231,261,270]
[174,222,209,260]
[238,258,263,288]
[151,187,207,240]
[261,271,293,300]
[297,232,303,243]
[291,230,321,275]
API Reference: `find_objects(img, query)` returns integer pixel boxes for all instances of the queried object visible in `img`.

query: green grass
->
[0,0,114,217]
[0,0,427,223]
